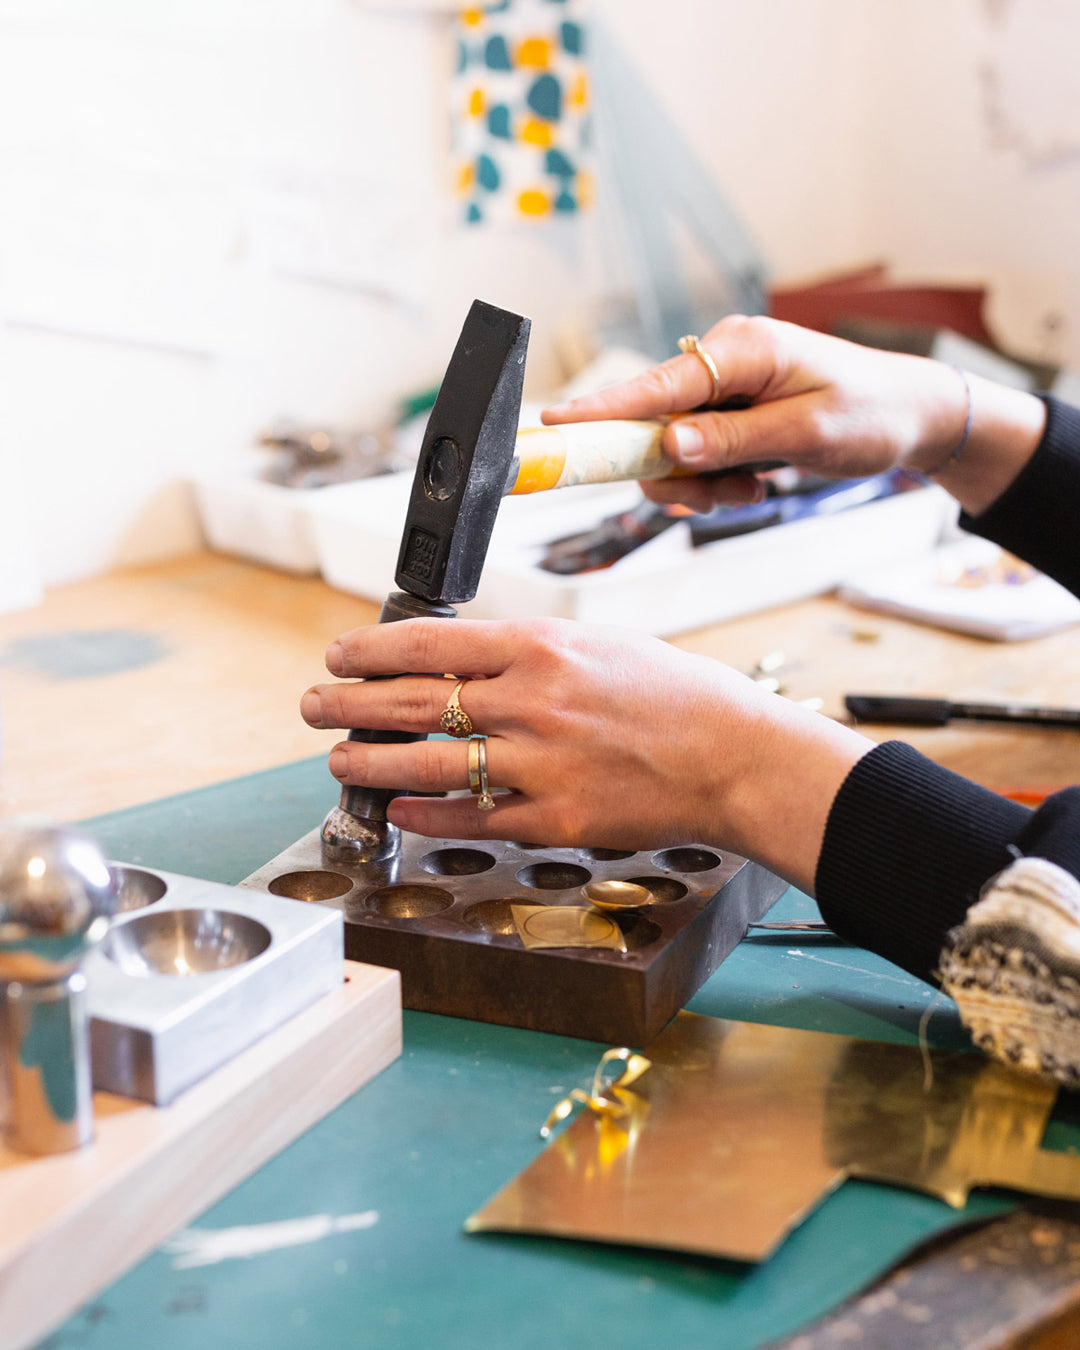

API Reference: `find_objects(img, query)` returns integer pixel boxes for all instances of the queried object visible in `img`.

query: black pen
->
[844,694,1080,729]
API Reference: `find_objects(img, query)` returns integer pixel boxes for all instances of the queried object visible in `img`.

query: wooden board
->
[0,960,401,1350]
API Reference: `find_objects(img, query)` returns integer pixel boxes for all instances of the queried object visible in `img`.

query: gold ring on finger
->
[467,737,495,811]
[440,679,474,738]
[677,334,722,405]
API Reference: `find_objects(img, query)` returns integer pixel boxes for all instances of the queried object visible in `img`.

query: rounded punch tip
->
[581,879,656,913]
[320,806,401,865]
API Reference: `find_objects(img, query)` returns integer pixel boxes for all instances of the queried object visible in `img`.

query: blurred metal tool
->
[747,921,835,934]
[0,822,116,1154]
[258,422,393,489]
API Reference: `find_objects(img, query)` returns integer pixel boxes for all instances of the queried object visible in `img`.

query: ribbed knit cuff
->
[960,394,1080,596]
[815,741,1031,983]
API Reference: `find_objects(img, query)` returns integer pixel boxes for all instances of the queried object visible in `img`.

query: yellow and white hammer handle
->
[505,420,781,495]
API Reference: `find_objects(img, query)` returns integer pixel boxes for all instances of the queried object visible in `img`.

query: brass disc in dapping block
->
[581,879,656,913]
[511,905,626,951]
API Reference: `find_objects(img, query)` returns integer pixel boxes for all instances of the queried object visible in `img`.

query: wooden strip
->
[0,960,401,1350]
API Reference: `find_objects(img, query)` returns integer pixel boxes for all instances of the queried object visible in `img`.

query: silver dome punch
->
[0,821,116,1154]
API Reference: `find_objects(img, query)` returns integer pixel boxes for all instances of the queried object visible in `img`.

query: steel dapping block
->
[243,823,788,1045]
[85,865,343,1104]
[0,821,116,1154]
[102,908,272,978]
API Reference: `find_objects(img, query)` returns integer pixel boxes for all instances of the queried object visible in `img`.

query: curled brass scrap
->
[540,1047,652,1140]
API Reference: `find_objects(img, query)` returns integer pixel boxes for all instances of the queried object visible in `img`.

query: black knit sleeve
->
[959,394,1080,596]
[815,742,1032,982]
[815,395,1080,983]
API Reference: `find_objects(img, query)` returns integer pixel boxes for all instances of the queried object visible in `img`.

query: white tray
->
[309,473,957,636]
[192,471,326,575]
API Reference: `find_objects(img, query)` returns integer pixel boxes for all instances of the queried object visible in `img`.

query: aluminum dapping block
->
[84,865,344,1105]
[241,818,787,1045]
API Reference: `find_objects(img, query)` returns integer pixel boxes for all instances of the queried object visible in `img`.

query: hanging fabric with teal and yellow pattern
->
[452,0,591,225]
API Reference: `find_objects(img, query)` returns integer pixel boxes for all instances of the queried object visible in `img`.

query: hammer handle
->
[507,421,781,494]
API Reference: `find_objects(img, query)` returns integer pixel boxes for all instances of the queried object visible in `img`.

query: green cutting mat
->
[48,757,1046,1350]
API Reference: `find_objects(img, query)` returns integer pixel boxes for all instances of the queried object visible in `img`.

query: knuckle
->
[399,619,447,675]
[339,741,370,781]
[638,361,682,409]
[396,679,440,728]
[801,404,835,450]
[413,740,450,791]
[316,684,351,727]
[700,411,747,463]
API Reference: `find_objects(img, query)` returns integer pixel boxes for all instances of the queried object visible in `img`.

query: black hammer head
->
[395,300,531,605]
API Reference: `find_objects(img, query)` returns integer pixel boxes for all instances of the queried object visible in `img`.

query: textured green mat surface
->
[49,757,1044,1350]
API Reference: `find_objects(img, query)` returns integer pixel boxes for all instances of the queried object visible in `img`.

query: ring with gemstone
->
[440,679,474,738]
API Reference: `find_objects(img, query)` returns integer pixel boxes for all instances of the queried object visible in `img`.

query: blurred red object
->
[769,263,998,350]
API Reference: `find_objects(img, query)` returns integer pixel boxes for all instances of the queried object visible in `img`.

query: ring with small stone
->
[678,334,722,405]
[467,737,495,811]
[440,679,474,738]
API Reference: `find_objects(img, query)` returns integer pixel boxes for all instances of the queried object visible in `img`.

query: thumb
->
[665,410,758,472]
[665,398,821,473]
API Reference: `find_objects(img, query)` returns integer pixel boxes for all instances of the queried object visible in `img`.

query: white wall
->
[4,0,1079,594]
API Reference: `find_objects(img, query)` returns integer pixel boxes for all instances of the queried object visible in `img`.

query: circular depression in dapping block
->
[626,875,689,904]
[367,885,455,919]
[268,870,352,903]
[461,899,521,936]
[651,847,721,873]
[104,908,271,977]
[516,862,592,891]
[109,865,168,912]
[578,848,637,861]
[419,848,496,876]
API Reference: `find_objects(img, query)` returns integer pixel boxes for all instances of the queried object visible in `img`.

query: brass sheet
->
[511,905,627,952]
[466,1012,1077,1263]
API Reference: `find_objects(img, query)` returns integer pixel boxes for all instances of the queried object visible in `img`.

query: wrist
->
[929,378,1046,515]
[718,699,875,892]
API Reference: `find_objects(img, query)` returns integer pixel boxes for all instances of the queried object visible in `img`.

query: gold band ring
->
[678,334,722,405]
[467,737,495,811]
[440,679,474,738]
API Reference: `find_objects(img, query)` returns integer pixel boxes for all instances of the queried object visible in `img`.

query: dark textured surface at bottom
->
[763,1203,1080,1350]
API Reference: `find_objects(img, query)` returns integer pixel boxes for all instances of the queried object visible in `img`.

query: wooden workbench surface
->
[2,550,1079,822]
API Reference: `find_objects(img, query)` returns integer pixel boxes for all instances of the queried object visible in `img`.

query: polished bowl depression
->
[110,864,169,912]
[104,907,272,977]
[268,870,352,902]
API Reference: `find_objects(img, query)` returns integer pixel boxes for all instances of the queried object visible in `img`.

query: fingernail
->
[542,402,572,420]
[326,641,344,674]
[329,748,349,780]
[300,690,322,725]
[671,422,705,463]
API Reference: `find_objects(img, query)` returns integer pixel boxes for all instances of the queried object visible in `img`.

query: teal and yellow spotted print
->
[452,0,591,225]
